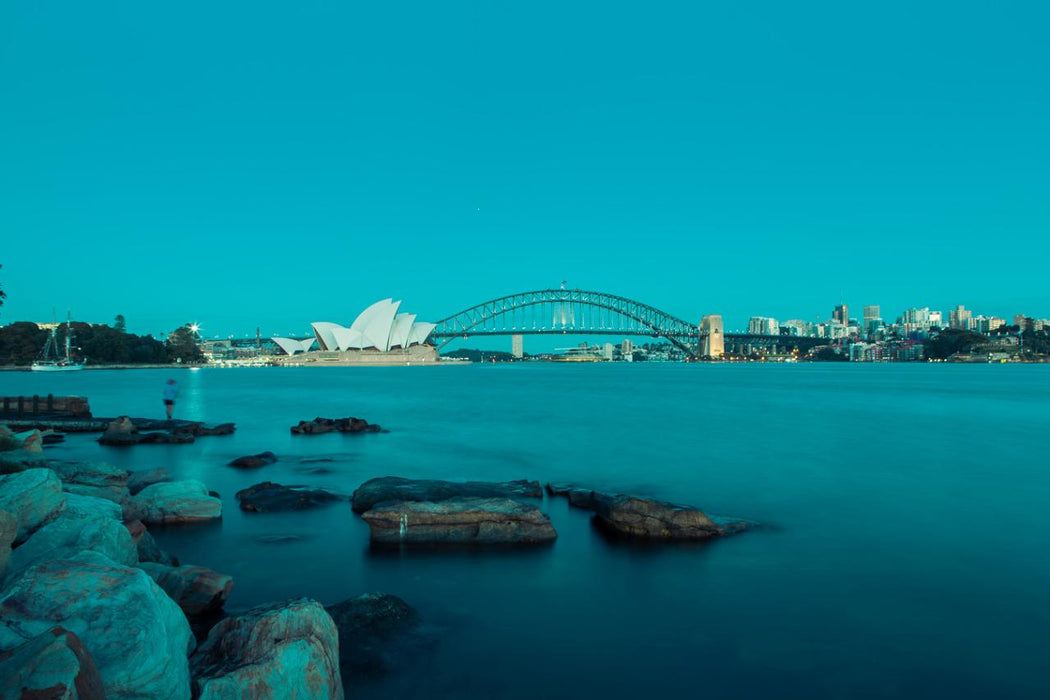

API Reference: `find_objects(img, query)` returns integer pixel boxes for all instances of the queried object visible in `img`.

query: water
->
[3,364,1049,698]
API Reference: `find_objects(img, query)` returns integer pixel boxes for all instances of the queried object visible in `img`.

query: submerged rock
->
[127,480,222,524]
[98,417,197,446]
[0,626,105,700]
[351,476,543,514]
[228,451,277,468]
[190,598,342,699]
[235,481,344,512]
[138,562,233,616]
[362,497,557,545]
[0,469,67,544]
[325,593,424,679]
[0,551,194,699]
[291,416,381,435]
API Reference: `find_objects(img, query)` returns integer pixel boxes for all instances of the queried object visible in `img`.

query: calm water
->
[3,364,1049,698]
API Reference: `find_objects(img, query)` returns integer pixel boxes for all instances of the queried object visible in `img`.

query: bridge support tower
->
[701,314,724,359]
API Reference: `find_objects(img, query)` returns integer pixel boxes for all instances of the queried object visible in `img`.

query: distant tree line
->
[0,317,204,366]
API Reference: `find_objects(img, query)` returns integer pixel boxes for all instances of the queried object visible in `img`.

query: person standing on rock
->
[163,378,178,420]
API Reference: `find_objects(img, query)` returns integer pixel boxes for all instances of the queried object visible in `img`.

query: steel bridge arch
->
[431,289,700,356]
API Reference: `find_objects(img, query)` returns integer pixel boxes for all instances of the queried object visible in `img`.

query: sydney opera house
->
[272,299,439,365]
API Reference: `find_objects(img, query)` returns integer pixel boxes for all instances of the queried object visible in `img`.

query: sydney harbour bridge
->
[430,288,826,358]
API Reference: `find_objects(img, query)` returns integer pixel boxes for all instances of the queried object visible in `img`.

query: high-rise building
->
[700,315,724,358]
[511,334,523,359]
[747,317,779,336]
[949,305,972,330]
[621,339,633,356]
[833,304,849,325]
[863,305,880,323]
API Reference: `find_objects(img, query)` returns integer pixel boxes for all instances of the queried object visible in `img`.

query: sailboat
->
[31,314,84,372]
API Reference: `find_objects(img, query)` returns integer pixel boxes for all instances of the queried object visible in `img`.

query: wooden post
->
[17,396,24,418]
[47,394,54,413]
[32,395,40,415]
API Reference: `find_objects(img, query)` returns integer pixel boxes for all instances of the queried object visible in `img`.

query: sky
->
[1,1,1048,344]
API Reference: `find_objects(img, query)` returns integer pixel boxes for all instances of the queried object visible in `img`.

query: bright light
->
[189,323,201,333]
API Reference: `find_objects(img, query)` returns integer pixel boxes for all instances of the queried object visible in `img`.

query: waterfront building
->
[511,334,524,359]
[974,316,1005,334]
[274,299,438,365]
[849,342,883,362]
[949,305,972,330]
[602,342,615,361]
[700,315,724,358]
[621,339,633,356]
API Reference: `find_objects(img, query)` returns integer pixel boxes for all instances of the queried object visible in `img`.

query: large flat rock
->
[351,476,543,513]
[7,512,137,580]
[362,497,557,545]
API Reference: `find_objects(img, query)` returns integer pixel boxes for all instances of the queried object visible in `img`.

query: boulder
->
[103,416,135,435]
[235,481,344,513]
[0,626,105,700]
[187,423,235,437]
[547,485,746,540]
[362,497,557,545]
[291,416,381,435]
[127,480,222,524]
[128,467,172,495]
[0,510,15,579]
[0,469,67,544]
[124,520,179,566]
[0,551,194,699]
[325,593,423,678]
[63,492,124,521]
[98,418,196,446]
[228,451,277,469]
[190,598,342,699]
[7,513,138,579]
[138,562,233,616]
[352,476,543,514]
[50,461,131,504]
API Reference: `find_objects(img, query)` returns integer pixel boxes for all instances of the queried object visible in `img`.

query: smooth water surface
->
[3,364,1048,698]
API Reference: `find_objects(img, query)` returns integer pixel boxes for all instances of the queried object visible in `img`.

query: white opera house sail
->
[272,299,439,365]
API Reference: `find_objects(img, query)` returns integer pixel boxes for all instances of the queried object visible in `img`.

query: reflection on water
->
[5,364,1050,699]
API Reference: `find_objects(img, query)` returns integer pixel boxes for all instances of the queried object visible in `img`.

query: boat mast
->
[65,312,72,361]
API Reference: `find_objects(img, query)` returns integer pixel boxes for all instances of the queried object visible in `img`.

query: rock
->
[127,480,222,524]
[235,481,344,513]
[0,510,15,579]
[0,626,105,700]
[362,497,557,545]
[103,416,135,435]
[138,562,233,616]
[553,487,742,540]
[325,593,423,678]
[228,451,277,469]
[7,512,138,579]
[0,551,194,699]
[128,467,172,495]
[63,492,124,521]
[190,598,342,699]
[192,423,235,437]
[291,416,381,435]
[12,429,45,454]
[545,482,596,509]
[352,476,543,514]
[0,469,67,544]
[124,520,179,566]
[50,461,131,505]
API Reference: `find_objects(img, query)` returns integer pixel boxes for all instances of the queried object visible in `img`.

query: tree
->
[166,324,204,364]
[113,314,126,332]
[924,329,988,360]
[0,264,6,309]
[0,322,47,366]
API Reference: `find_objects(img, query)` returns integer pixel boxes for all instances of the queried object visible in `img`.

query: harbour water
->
[3,364,1049,698]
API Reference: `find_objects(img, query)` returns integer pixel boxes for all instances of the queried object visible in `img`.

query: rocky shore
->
[1,418,754,697]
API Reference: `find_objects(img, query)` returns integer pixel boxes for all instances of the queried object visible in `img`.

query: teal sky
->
[2,1,1047,340]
